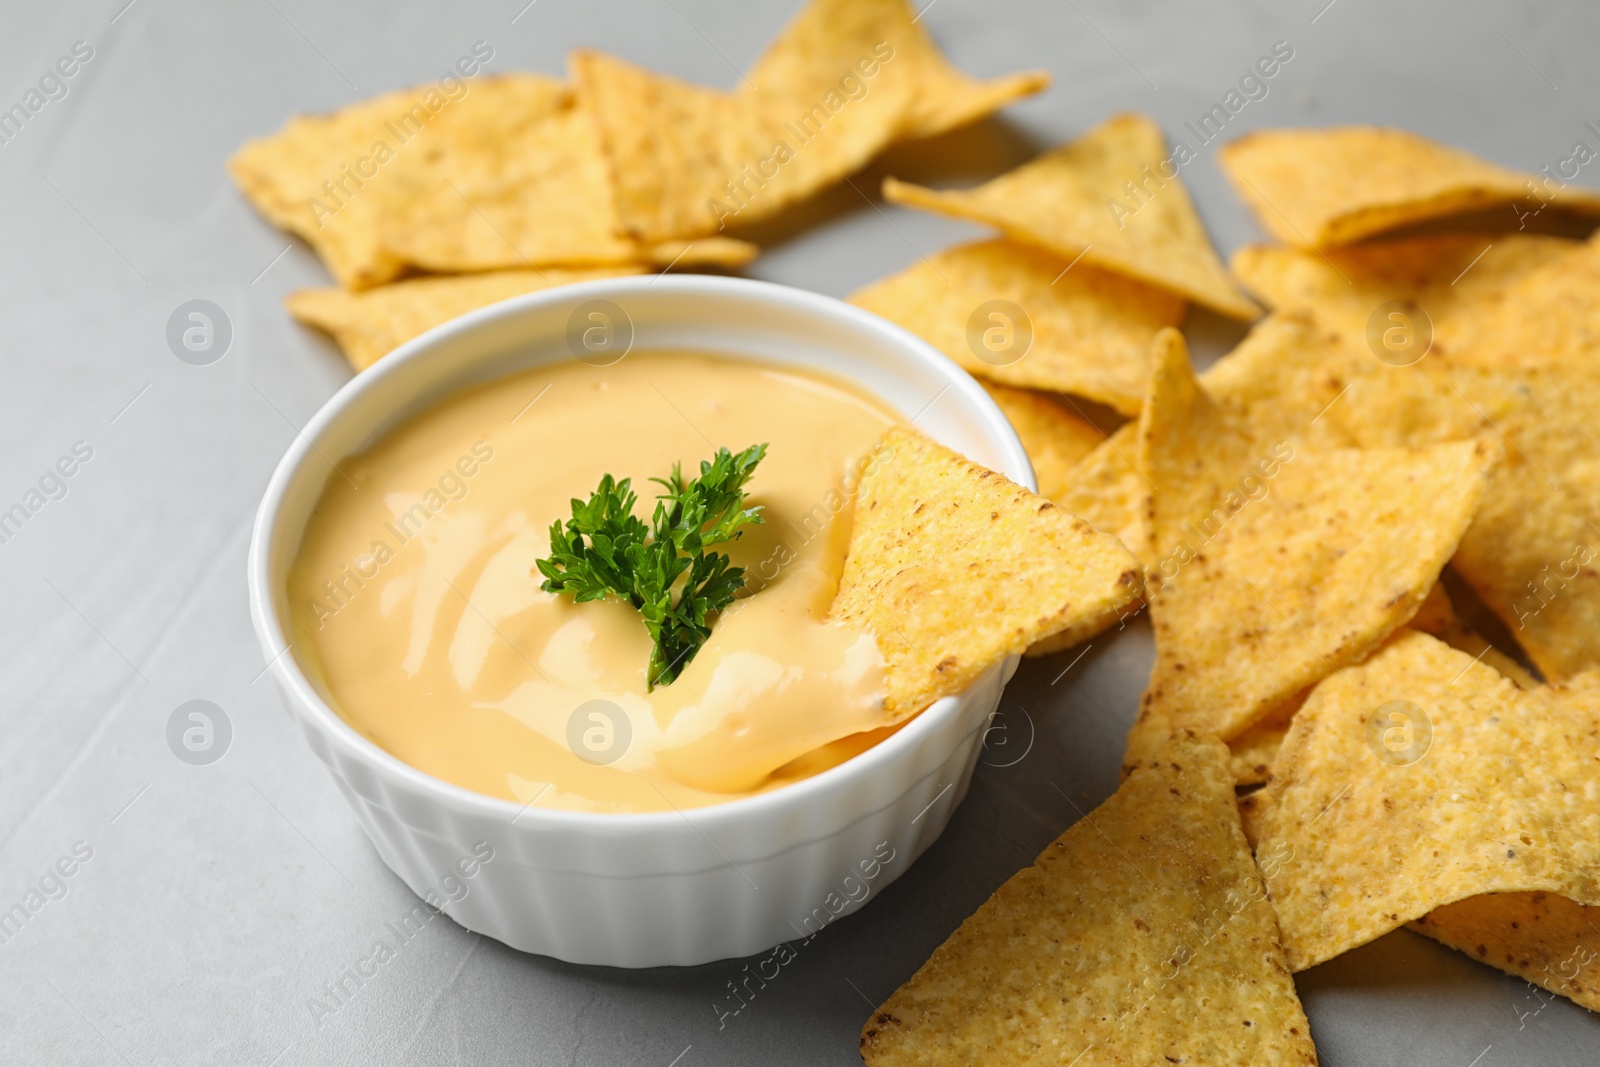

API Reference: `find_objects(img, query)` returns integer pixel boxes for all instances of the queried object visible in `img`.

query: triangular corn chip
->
[1219,126,1600,248]
[860,734,1318,1067]
[1232,234,1579,362]
[1413,892,1600,1013]
[1441,228,1600,369]
[850,238,1185,413]
[882,114,1262,320]
[1137,329,1499,740]
[229,86,428,289]
[1447,362,1600,680]
[573,48,914,242]
[1302,234,1600,679]
[1461,232,1600,367]
[286,266,644,371]
[831,426,1142,719]
[1251,629,1600,971]
[1235,601,1540,844]
[377,77,757,272]
[1333,353,1600,681]
[745,0,1047,141]
[1220,582,1536,789]
[977,381,1105,503]
[574,0,1047,242]
[1072,310,1390,573]
[1029,311,1370,654]
[1410,673,1600,1011]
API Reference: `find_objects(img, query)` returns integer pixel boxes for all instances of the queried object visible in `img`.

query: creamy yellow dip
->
[288,352,903,812]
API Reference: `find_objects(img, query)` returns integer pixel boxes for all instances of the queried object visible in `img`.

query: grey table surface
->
[3,0,1599,1063]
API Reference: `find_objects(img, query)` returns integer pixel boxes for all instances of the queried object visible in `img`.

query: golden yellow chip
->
[229,86,430,289]
[1028,311,1370,656]
[832,426,1142,720]
[1442,228,1600,369]
[1409,670,1600,1009]
[976,381,1105,502]
[1412,892,1600,1013]
[1252,629,1600,971]
[573,49,912,243]
[861,733,1318,1067]
[1219,126,1600,248]
[376,76,757,272]
[1332,353,1600,681]
[1138,328,1499,741]
[745,0,1047,141]
[1291,234,1600,680]
[285,266,645,371]
[1237,592,1540,834]
[850,238,1185,414]
[882,114,1261,320]
[1232,234,1579,362]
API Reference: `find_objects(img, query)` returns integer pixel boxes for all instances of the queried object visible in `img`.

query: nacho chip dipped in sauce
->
[287,353,902,812]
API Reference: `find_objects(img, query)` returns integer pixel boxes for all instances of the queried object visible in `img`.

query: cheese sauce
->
[288,352,901,812]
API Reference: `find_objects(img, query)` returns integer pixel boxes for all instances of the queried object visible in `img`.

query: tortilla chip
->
[977,381,1105,502]
[573,49,915,243]
[745,0,1047,141]
[832,426,1142,719]
[1441,228,1600,370]
[882,114,1261,320]
[860,733,1318,1067]
[1333,354,1600,681]
[850,238,1185,413]
[229,86,427,289]
[285,266,645,371]
[1232,234,1579,362]
[1252,629,1600,971]
[1410,671,1600,1008]
[377,76,757,272]
[1029,311,1369,654]
[1294,234,1600,681]
[1412,892,1600,1013]
[1138,328,1499,740]
[1450,365,1600,682]
[1218,126,1600,249]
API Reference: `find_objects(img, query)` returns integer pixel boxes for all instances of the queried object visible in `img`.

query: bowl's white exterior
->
[247,275,1035,967]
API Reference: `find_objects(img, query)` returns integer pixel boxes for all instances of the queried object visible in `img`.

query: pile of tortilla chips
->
[853,120,1600,1063]
[235,14,1600,1056]
[228,0,1046,370]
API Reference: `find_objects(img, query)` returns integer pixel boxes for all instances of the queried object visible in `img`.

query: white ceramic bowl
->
[248,274,1034,967]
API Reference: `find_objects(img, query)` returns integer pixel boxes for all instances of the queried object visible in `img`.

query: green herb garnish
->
[536,444,767,688]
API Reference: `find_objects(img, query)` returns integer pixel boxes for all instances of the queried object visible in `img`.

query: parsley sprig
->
[536,444,767,688]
